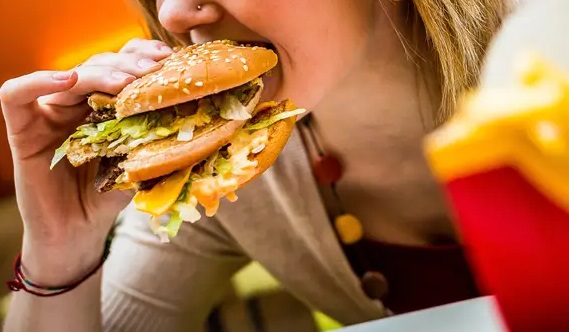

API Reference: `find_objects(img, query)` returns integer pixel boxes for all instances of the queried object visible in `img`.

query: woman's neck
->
[309,3,455,246]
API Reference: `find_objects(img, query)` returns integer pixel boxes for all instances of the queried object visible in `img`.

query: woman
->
[1,0,511,331]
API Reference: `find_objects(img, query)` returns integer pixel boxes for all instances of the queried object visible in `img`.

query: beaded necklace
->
[297,113,389,301]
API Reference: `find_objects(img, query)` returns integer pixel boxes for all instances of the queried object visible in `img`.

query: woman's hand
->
[0,38,173,285]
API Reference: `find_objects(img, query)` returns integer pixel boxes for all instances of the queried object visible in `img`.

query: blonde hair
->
[133,0,511,122]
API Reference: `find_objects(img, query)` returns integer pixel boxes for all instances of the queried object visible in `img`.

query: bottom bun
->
[238,99,298,188]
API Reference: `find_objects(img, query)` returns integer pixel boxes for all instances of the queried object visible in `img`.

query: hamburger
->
[51,40,305,241]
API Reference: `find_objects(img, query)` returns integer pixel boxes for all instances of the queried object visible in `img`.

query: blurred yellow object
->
[334,214,364,245]
[425,52,569,212]
[1,294,10,321]
[313,311,344,331]
[232,261,282,298]
[232,262,344,331]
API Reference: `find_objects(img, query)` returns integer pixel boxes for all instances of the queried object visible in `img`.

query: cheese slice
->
[133,167,193,216]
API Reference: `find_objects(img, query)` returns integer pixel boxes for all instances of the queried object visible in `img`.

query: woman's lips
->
[260,65,282,103]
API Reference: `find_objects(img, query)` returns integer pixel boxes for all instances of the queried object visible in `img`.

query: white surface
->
[334,297,506,332]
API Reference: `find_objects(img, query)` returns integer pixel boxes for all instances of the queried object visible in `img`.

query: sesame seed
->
[158,95,163,103]
[149,105,155,110]
[174,82,180,89]
[240,57,247,64]
[252,46,259,50]
[197,59,203,64]
[212,50,220,54]
[185,77,192,84]
[134,103,141,110]
[231,55,238,59]
[243,65,249,71]
[169,77,178,83]
[225,58,231,63]
[183,88,190,94]
[195,81,204,87]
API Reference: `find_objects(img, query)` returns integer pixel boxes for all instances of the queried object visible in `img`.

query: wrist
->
[20,235,108,286]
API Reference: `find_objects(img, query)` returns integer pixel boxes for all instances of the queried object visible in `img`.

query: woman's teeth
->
[237,41,276,51]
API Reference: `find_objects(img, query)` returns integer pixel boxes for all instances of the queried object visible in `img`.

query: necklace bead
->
[361,271,389,300]
[313,154,343,185]
[334,213,363,244]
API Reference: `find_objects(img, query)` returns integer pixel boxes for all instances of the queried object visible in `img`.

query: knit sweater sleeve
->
[100,204,250,332]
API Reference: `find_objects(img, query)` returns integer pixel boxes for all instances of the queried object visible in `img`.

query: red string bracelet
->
[6,236,112,297]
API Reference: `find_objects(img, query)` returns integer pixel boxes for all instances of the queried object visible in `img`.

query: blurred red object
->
[446,167,569,331]
[425,54,569,331]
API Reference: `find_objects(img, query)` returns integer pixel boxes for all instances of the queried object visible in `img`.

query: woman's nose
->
[158,0,223,34]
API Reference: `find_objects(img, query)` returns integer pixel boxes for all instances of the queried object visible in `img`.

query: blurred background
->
[0,1,336,330]
[0,0,149,197]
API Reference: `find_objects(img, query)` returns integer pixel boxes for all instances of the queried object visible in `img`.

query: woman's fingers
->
[119,37,173,57]
[0,71,78,134]
[1,39,175,133]
[82,52,163,76]
[41,65,138,106]
[43,40,174,107]
[0,71,78,108]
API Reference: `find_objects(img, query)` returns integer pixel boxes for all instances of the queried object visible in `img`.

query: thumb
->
[95,189,136,224]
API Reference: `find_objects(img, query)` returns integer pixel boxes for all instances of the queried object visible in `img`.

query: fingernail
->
[52,71,72,81]
[160,45,174,53]
[111,71,135,81]
[138,58,159,69]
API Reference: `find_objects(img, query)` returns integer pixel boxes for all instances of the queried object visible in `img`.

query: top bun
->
[115,40,278,119]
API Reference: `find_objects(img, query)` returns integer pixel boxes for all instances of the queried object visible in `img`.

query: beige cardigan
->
[102,130,385,332]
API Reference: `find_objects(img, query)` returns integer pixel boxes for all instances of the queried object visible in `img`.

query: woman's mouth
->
[236,41,277,52]
[235,41,282,103]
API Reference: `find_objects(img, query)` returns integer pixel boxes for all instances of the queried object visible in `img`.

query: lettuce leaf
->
[245,108,307,131]
[50,137,71,170]
[164,213,184,238]
[214,157,232,175]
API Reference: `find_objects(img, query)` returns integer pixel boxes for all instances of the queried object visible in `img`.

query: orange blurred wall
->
[0,0,150,197]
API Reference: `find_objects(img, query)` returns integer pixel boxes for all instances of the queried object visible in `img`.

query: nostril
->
[158,1,224,34]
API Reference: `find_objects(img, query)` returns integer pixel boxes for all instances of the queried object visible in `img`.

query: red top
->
[358,239,481,314]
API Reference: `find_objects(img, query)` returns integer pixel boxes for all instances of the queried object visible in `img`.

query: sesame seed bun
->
[114,40,278,119]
